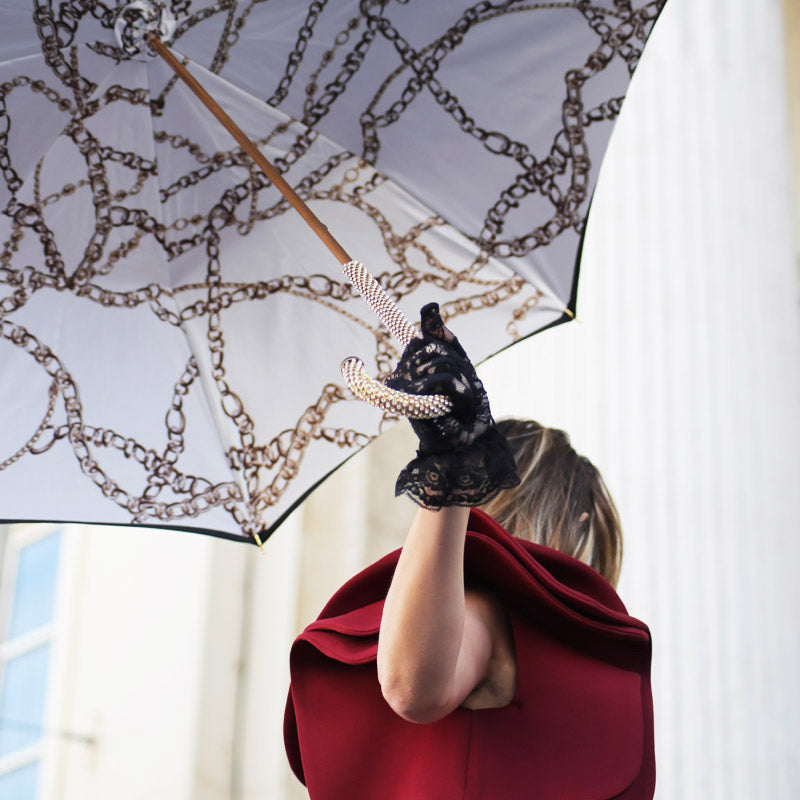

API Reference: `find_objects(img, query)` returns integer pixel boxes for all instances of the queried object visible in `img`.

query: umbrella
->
[0,0,665,545]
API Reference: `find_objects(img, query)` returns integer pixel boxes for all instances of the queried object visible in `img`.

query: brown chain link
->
[267,0,328,107]
[356,0,664,260]
[32,0,97,98]
[0,318,245,523]
[0,379,59,471]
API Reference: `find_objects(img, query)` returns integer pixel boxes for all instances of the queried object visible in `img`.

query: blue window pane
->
[0,646,50,757]
[8,532,61,639]
[0,761,38,800]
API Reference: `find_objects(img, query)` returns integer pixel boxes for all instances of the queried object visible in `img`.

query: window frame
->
[0,523,65,795]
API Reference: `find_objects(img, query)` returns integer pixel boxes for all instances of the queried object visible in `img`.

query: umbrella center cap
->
[114,0,177,57]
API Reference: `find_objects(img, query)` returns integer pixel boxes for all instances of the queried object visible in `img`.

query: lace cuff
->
[395,425,520,509]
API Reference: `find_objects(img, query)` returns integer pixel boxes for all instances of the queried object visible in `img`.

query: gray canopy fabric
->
[0,0,664,544]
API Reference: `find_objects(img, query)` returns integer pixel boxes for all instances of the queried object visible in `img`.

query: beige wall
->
[785,0,800,247]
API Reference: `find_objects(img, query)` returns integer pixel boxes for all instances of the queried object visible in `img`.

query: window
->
[0,526,62,800]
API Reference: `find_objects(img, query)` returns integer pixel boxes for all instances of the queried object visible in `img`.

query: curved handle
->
[341,260,452,419]
[341,357,453,419]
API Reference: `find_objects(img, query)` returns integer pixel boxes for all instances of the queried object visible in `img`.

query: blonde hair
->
[480,419,623,587]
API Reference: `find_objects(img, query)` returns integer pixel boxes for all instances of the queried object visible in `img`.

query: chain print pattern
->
[0,0,664,543]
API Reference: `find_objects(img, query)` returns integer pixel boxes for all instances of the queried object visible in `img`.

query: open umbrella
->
[0,0,665,545]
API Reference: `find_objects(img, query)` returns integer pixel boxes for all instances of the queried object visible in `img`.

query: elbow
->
[378,672,453,724]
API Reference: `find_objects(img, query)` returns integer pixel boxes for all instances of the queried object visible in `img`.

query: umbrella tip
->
[252,531,264,551]
[114,0,177,57]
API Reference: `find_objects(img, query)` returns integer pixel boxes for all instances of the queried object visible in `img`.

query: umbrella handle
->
[341,261,453,419]
[342,260,418,347]
[341,357,453,420]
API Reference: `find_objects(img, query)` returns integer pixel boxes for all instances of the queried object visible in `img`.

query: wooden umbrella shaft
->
[147,35,352,266]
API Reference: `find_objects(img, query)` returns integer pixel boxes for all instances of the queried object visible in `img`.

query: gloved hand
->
[385,303,520,508]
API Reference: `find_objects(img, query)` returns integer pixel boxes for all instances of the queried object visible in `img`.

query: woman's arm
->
[375,304,519,722]
[376,506,515,723]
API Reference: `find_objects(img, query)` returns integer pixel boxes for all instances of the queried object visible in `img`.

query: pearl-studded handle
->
[343,260,418,348]
[341,357,453,419]
[342,260,452,418]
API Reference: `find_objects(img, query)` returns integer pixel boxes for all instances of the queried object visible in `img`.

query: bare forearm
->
[377,506,472,720]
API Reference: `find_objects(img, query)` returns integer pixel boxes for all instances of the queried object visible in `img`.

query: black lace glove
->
[385,303,520,508]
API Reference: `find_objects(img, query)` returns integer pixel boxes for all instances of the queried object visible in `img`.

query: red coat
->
[284,509,654,799]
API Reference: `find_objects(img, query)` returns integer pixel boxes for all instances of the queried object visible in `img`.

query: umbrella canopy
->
[0,0,665,544]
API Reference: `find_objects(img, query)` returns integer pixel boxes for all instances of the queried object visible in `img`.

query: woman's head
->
[481,419,623,587]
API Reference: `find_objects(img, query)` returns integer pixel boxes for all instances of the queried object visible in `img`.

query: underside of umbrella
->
[0,0,666,544]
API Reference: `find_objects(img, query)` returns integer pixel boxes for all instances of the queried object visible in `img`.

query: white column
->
[479,1,800,797]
